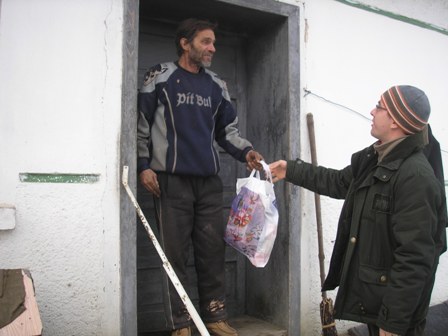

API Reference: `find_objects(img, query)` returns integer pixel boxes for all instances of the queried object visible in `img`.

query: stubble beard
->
[201,59,212,68]
[190,46,213,68]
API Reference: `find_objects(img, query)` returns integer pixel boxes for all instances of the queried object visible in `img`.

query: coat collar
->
[377,131,426,171]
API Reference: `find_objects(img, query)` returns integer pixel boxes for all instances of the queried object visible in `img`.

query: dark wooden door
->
[136,20,248,333]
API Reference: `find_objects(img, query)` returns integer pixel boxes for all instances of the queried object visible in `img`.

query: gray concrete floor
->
[142,301,448,335]
[227,316,287,336]
[141,315,286,336]
[190,316,286,336]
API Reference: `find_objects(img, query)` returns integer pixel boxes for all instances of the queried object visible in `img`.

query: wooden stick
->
[306,113,327,299]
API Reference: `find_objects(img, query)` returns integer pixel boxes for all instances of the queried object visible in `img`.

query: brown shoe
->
[206,320,238,336]
[171,327,191,336]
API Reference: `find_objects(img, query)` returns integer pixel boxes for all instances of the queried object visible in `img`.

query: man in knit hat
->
[270,85,447,336]
[379,85,430,135]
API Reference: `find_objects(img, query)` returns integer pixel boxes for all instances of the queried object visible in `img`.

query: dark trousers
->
[154,173,227,330]
[367,320,426,336]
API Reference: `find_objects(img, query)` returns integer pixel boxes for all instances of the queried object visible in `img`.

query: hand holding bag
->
[224,161,279,267]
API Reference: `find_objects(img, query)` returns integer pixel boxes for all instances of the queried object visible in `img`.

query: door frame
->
[120,1,301,334]
[120,0,139,335]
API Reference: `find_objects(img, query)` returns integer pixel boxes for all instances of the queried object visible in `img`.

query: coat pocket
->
[356,264,389,315]
[359,264,389,286]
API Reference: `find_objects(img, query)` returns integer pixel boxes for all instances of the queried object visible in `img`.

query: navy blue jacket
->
[137,62,253,176]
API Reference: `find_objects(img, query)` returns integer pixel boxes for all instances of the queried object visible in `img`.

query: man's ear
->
[390,120,400,130]
[390,119,407,136]
[180,37,190,53]
[387,114,399,130]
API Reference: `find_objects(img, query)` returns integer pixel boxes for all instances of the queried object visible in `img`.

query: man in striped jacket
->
[137,18,263,336]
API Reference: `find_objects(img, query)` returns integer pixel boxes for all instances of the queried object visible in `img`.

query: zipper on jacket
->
[163,87,178,173]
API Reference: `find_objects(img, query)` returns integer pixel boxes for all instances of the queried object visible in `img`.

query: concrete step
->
[140,315,287,336]
[228,315,287,336]
[191,315,287,336]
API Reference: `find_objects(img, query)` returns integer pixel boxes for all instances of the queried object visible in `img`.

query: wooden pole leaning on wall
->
[306,113,338,336]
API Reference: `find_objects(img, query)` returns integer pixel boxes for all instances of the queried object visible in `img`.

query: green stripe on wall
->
[335,0,448,36]
[19,173,100,184]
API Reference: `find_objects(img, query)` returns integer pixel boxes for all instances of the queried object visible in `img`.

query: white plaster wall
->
[296,0,448,335]
[0,0,123,335]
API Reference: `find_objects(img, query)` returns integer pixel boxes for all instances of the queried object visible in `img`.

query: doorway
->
[126,0,302,334]
[136,17,249,333]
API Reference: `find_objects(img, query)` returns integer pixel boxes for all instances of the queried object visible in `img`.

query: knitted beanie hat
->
[380,85,430,134]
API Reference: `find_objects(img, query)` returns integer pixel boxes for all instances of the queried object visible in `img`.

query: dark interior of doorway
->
[136,1,292,334]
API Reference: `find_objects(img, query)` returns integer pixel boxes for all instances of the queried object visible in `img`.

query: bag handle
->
[249,160,273,183]
[260,160,273,183]
[249,168,261,179]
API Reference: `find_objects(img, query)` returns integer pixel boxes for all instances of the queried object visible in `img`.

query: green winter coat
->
[286,131,447,335]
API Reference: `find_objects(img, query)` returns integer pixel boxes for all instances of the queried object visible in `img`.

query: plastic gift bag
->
[224,161,279,267]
